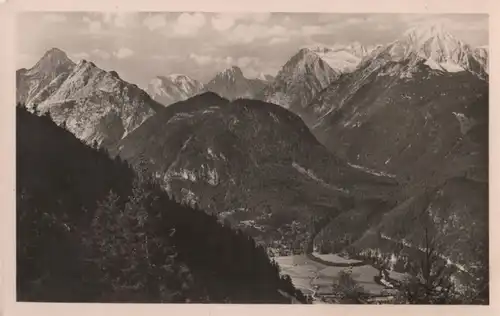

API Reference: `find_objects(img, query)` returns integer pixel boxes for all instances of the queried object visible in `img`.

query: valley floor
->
[274,253,406,303]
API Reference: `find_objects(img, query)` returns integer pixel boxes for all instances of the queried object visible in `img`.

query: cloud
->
[189,53,213,66]
[143,14,168,31]
[42,13,67,23]
[236,56,258,68]
[210,13,272,33]
[407,16,487,32]
[101,13,139,28]
[173,13,206,36]
[227,23,289,44]
[92,49,111,60]
[71,52,90,60]
[233,56,272,78]
[17,53,35,68]
[269,36,290,44]
[114,47,134,59]
[251,13,271,23]
[301,25,328,36]
[150,55,183,62]
[189,53,239,71]
[83,16,102,33]
[211,14,236,31]
[111,14,127,28]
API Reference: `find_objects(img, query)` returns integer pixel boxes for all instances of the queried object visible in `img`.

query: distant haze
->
[17,12,488,88]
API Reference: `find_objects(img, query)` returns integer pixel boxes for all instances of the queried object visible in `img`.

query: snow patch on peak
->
[366,23,488,78]
[307,43,373,73]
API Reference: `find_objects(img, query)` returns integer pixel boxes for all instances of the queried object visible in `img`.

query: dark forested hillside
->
[110,92,399,255]
[16,105,305,303]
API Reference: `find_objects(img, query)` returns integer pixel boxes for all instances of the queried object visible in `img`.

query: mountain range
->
[301,24,488,287]
[146,66,272,107]
[15,23,489,297]
[15,45,399,245]
[303,23,488,189]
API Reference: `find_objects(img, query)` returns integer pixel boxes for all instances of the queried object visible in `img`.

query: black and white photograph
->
[13,8,489,306]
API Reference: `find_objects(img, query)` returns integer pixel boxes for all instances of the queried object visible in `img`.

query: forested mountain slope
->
[16,105,305,303]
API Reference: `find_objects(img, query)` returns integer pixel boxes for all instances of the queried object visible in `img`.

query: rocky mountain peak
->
[262,47,340,112]
[28,47,75,75]
[388,24,471,63]
[216,66,245,80]
[204,66,265,100]
[41,47,72,62]
[361,24,489,78]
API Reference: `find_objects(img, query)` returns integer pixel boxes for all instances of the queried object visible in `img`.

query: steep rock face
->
[146,74,204,107]
[474,46,489,74]
[111,92,398,244]
[36,59,160,147]
[204,66,267,100]
[262,48,340,112]
[16,48,76,107]
[17,48,162,147]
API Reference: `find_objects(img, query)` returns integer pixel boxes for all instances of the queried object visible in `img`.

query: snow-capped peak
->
[359,23,489,79]
[369,23,491,78]
[403,23,452,45]
[388,23,470,62]
[146,73,204,106]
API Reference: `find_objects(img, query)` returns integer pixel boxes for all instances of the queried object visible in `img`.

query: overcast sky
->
[17,12,488,88]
